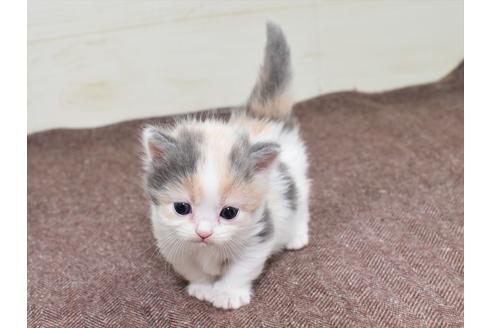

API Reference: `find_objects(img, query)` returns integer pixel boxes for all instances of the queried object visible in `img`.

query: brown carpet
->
[28,63,464,327]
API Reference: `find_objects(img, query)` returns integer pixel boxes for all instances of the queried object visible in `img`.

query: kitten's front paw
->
[210,285,251,310]
[286,229,309,250]
[186,283,213,301]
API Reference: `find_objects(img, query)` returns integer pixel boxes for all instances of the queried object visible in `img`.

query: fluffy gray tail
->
[246,22,293,121]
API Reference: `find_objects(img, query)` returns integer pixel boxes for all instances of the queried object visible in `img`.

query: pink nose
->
[196,231,212,240]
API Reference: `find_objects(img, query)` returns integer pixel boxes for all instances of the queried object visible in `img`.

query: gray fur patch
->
[229,138,280,180]
[256,206,274,242]
[247,22,292,121]
[250,142,280,171]
[146,128,202,194]
[229,134,252,181]
[248,22,291,106]
[150,195,159,205]
[278,162,298,211]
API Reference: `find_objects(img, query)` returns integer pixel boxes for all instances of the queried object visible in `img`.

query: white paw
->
[186,283,213,301]
[286,230,309,250]
[210,286,251,310]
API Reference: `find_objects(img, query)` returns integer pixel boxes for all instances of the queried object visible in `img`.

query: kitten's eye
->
[173,202,192,215]
[220,207,239,220]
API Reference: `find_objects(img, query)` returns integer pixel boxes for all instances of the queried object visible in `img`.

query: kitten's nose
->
[196,231,212,240]
[195,221,213,240]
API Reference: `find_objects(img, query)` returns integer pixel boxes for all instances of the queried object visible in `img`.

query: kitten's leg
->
[173,261,215,301]
[285,199,310,250]
[208,244,272,309]
[187,282,214,301]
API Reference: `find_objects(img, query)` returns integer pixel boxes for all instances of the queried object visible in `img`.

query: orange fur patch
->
[233,116,271,136]
[222,179,263,213]
[248,93,293,120]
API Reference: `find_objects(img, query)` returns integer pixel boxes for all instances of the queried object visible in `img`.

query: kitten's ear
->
[250,142,280,172]
[142,126,176,163]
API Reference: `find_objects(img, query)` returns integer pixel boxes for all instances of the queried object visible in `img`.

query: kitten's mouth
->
[191,239,211,245]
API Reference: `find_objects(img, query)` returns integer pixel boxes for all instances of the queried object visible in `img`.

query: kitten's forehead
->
[193,124,265,212]
[194,123,250,194]
[148,120,264,211]
[173,120,243,165]
[156,122,248,186]
[194,122,263,205]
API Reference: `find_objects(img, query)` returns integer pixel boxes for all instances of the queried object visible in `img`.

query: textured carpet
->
[28,63,463,327]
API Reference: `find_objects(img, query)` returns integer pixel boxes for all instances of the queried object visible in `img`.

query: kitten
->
[142,22,310,309]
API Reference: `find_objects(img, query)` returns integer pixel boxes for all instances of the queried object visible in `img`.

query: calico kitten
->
[142,22,310,309]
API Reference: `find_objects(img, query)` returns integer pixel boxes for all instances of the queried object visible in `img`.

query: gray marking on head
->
[247,22,292,119]
[145,127,202,195]
[278,162,298,211]
[229,134,252,180]
[256,206,274,242]
[229,138,280,180]
[150,195,159,205]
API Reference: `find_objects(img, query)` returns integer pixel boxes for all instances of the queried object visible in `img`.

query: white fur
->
[149,120,310,309]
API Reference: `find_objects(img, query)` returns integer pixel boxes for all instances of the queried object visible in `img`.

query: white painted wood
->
[28,0,463,133]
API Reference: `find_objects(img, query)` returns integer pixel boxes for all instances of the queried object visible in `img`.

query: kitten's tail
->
[246,22,293,122]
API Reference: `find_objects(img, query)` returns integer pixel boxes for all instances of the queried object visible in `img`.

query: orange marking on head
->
[220,174,263,213]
